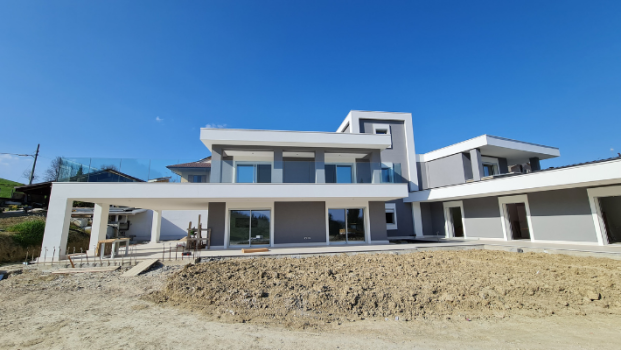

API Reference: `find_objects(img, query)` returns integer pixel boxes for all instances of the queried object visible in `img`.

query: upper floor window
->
[188,175,206,183]
[483,163,497,177]
[325,164,353,183]
[372,124,392,149]
[381,164,393,183]
[235,162,272,183]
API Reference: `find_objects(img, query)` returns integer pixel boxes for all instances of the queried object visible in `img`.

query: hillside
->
[0,178,24,198]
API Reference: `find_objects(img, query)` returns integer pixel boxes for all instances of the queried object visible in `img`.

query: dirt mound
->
[146,250,621,328]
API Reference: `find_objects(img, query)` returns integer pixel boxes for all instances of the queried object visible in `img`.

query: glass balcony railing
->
[210,161,405,184]
[56,157,208,183]
[55,158,405,184]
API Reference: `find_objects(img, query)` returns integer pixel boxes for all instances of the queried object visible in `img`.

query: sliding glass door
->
[235,163,272,183]
[328,208,365,243]
[325,164,353,183]
[229,210,271,246]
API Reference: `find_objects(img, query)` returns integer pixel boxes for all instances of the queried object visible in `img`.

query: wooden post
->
[187,221,192,250]
[197,214,203,249]
[207,228,212,250]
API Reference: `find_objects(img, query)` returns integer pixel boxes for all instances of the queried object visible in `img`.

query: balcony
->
[210,160,404,184]
[54,158,405,185]
[55,157,207,183]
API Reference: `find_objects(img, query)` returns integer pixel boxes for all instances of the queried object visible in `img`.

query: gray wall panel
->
[463,153,473,180]
[360,120,410,183]
[425,154,467,189]
[498,158,509,174]
[369,201,388,241]
[206,202,226,246]
[528,188,598,242]
[417,162,428,190]
[420,202,433,236]
[387,199,414,237]
[274,202,326,244]
[283,157,314,183]
[221,158,233,183]
[463,197,504,238]
[430,202,445,236]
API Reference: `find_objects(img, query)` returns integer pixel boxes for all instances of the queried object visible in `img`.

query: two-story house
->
[40,110,621,258]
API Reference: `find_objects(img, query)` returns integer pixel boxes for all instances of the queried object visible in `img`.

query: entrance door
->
[328,208,365,243]
[506,203,530,240]
[229,210,271,246]
[448,207,464,237]
[598,196,621,244]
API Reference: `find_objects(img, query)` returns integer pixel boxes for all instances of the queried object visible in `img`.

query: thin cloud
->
[0,154,16,167]
[205,123,227,128]
[155,116,163,122]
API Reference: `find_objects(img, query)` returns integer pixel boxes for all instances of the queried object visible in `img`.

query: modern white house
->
[40,110,621,258]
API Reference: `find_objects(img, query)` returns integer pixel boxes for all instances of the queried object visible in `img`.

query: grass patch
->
[0,177,24,198]
[0,215,91,263]
[7,218,46,247]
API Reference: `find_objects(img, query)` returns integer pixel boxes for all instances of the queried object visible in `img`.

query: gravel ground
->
[1,250,621,349]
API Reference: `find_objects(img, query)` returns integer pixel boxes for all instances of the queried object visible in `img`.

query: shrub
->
[8,219,46,247]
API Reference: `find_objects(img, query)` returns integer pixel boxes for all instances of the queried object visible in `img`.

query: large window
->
[235,163,272,183]
[229,210,271,246]
[328,208,365,243]
[325,164,353,183]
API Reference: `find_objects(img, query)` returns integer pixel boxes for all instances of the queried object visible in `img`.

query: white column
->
[40,196,73,260]
[412,202,424,236]
[89,204,110,252]
[151,210,162,244]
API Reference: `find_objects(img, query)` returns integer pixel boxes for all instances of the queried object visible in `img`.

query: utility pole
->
[29,144,40,185]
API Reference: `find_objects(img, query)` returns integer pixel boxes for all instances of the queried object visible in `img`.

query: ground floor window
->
[229,210,270,246]
[328,208,365,243]
[385,203,397,230]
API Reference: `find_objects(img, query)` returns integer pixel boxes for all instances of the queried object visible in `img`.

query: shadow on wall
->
[161,217,188,240]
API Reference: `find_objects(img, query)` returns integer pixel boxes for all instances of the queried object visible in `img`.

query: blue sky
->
[1,0,620,183]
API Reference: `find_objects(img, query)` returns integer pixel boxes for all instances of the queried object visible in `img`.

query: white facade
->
[39,110,621,259]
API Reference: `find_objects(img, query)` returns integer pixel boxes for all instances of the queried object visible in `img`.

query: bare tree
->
[22,169,39,183]
[100,164,119,171]
[44,156,63,182]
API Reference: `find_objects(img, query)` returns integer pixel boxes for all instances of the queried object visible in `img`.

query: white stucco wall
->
[127,210,208,242]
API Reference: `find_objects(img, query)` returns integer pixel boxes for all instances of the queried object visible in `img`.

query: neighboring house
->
[69,168,145,183]
[166,157,211,183]
[40,110,621,257]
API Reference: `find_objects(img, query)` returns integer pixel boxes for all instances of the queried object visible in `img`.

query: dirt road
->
[1,250,620,349]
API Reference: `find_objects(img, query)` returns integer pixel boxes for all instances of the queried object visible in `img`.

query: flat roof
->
[200,128,392,151]
[418,135,560,163]
[407,157,621,203]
